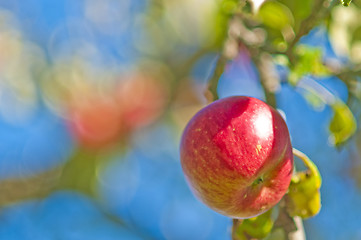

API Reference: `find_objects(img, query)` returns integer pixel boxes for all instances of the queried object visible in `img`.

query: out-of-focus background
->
[1,0,361,239]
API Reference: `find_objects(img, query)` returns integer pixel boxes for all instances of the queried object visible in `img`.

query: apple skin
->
[180,96,293,219]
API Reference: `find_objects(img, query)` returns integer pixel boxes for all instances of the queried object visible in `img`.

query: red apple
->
[180,96,293,219]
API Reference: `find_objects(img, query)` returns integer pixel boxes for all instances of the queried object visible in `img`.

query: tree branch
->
[286,0,337,64]
[252,52,279,108]
[273,201,306,240]
[231,219,244,240]
[0,167,61,208]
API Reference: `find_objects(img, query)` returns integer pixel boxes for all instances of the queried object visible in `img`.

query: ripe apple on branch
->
[180,96,294,218]
[180,96,322,239]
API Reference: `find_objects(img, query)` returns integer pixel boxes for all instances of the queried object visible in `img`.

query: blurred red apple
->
[66,72,168,149]
[116,73,168,129]
[180,96,293,219]
[67,97,125,149]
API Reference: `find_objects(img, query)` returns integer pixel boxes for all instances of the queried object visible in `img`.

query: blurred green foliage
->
[288,46,330,85]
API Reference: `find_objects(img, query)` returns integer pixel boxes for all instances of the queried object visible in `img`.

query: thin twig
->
[252,52,279,108]
[286,0,323,55]
[273,200,306,240]
[205,55,227,102]
[286,0,337,64]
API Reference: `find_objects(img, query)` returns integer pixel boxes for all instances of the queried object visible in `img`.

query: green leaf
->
[258,1,294,30]
[235,209,276,239]
[289,45,330,85]
[267,228,286,240]
[213,0,241,49]
[296,78,356,146]
[278,0,312,20]
[277,0,313,33]
[341,0,352,6]
[329,101,357,146]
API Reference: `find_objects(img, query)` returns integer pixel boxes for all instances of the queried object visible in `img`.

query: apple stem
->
[252,176,264,186]
[292,148,320,180]
[292,148,310,166]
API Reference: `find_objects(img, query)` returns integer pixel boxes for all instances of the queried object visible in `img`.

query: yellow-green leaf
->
[235,209,276,239]
[289,45,330,85]
[278,0,312,22]
[341,0,352,6]
[285,149,322,219]
[213,0,240,49]
[258,1,294,30]
[329,101,357,146]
